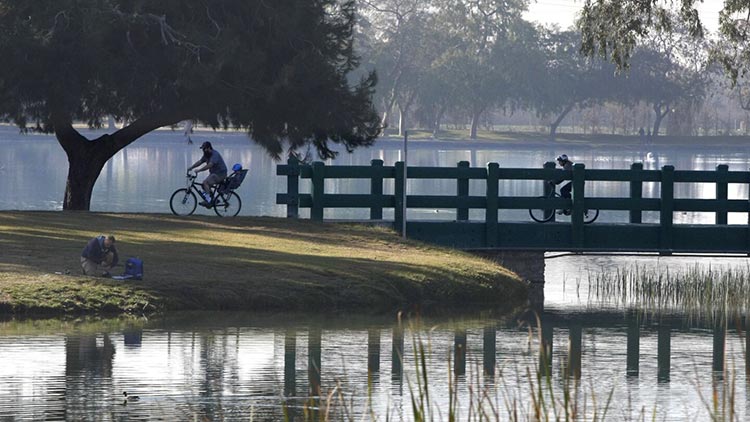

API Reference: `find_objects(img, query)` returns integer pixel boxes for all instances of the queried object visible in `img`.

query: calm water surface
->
[3,128,750,420]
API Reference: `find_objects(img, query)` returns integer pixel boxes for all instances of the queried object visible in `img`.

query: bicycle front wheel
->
[214,191,242,217]
[529,193,560,223]
[170,188,197,216]
[584,209,600,224]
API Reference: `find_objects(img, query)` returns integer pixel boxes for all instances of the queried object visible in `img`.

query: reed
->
[587,263,750,321]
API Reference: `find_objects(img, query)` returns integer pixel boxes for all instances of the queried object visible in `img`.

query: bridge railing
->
[277,158,750,249]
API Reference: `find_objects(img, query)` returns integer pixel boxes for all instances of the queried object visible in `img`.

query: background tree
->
[358,0,429,131]
[435,0,532,139]
[0,0,380,210]
[534,29,623,139]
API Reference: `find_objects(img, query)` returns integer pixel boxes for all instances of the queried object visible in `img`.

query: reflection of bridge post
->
[483,325,496,378]
[368,329,381,376]
[454,329,466,376]
[712,320,726,377]
[567,325,582,380]
[308,328,322,396]
[746,317,750,378]
[391,324,404,384]
[539,321,553,377]
[284,330,296,396]
[627,312,640,377]
[657,323,671,382]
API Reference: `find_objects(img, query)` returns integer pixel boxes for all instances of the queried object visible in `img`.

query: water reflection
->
[0,310,747,421]
[3,127,750,224]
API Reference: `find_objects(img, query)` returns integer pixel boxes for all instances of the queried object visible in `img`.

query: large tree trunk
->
[550,103,575,140]
[55,111,185,210]
[432,104,446,138]
[652,103,669,137]
[469,106,485,140]
[62,139,111,210]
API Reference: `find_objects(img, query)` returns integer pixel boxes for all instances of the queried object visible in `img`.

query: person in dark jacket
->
[553,154,574,215]
[81,235,119,277]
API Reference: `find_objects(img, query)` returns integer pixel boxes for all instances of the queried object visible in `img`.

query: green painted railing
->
[277,158,750,252]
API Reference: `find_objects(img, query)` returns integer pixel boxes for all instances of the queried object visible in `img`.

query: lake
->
[2,127,750,420]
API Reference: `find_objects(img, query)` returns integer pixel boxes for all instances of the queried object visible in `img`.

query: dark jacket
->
[81,236,119,266]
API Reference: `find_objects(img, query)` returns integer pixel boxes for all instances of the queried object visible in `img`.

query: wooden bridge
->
[277,158,750,254]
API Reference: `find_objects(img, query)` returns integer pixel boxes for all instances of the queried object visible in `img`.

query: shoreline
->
[0,212,527,317]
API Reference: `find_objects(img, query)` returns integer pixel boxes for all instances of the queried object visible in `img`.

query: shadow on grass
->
[0,212,526,314]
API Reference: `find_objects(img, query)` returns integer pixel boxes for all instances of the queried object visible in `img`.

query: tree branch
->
[102,109,188,155]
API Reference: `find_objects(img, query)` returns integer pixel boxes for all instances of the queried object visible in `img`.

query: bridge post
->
[370,159,384,220]
[626,311,640,377]
[284,330,296,396]
[308,327,322,395]
[368,328,381,375]
[716,164,729,225]
[486,163,499,247]
[285,157,300,219]
[544,162,557,222]
[311,161,325,221]
[454,329,467,376]
[392,322,404,383]
[395,161,405,235]
[567,324,582,379]
[457,161,470,221]
[657,322,671,382]
[572,163,585,248]
[712,319,726,376]
[660,165,675,254]
[483,324,496,377]
[630,163,643,223]
[539,320,553,378]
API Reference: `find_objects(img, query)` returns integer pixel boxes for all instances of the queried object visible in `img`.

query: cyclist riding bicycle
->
[552,154,573,215]
[187,141,227,207]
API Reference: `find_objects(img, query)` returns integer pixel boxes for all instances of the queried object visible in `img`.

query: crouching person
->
[81,235,119,277]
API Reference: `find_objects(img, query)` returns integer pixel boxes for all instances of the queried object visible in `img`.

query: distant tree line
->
[356,0,748,140]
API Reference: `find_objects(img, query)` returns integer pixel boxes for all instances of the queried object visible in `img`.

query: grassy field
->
[0,212,526,315]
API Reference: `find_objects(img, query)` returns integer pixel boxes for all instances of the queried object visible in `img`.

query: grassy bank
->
[0,212,526,315]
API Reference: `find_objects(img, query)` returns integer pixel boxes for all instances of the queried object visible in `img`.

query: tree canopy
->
[0,0,380,209]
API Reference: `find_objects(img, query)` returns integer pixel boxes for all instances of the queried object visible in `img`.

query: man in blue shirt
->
[187,141,228,206]
[81,234,119,277]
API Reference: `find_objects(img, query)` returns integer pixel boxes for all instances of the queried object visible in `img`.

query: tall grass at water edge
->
[587,263,750,320]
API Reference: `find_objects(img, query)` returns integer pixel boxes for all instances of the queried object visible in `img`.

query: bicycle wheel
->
[170,189,197,216]
[583,208,599,224]
[213,191,242,217]
[529,192,560,223]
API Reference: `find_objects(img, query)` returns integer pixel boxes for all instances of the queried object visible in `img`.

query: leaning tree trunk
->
[469,108,483,140]
[550,103,575,140]
[55,112,185,210]
[653,103,669,137]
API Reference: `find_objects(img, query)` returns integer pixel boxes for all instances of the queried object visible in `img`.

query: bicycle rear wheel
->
[213,191,242,217]
[529,193,560,223]
[170,189,197,216]
[583,208,599,224]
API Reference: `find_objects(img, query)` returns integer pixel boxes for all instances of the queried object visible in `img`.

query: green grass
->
[0,211,526,315]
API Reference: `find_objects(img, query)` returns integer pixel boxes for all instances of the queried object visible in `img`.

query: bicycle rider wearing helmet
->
[553,154,573,214]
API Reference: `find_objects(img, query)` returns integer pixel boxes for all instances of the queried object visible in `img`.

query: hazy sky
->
[524,0,724,34]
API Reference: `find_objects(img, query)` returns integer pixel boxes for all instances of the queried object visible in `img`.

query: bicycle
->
[528,182,599,223]
[170,169,247,217]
